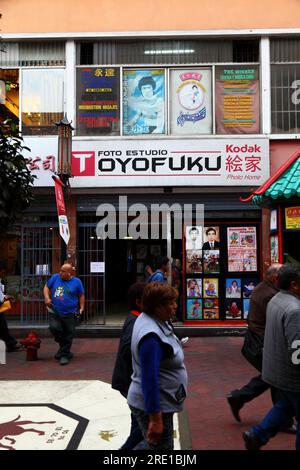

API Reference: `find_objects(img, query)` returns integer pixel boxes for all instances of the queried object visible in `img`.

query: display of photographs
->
[186,299,202,320]
[270,209,277,231]
[136,244,147,260]
[243,278,259,298]
[203,250,220,273]
[185,226,203,250]
[186,250,202,273]
[243,299,250,319]
[202,226,220,250]
[186,278,202,298]
[227,227,256,249]
[226,299,242,319]
[203,278,218,298]
[228,248,257,272]
[270,235,279,263]
[123,69,165,135]
[225,278,242,298]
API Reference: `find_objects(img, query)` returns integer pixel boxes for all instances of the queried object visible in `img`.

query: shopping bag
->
[0,300,12,313]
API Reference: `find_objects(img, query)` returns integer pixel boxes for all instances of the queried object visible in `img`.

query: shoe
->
[243,431,263,451]
[60,356,70,366]
[227,394,243,422]
[55,351,73,360]
[181,337,189,345]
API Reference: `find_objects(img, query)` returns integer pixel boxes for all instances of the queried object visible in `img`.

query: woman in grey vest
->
[127,282,188,450]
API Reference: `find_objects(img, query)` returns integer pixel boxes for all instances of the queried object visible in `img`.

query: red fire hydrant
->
[20,331,41,361]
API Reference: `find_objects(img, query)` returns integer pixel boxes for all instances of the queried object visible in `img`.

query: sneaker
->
[243,431,263,451]
[54,350,62,360]
[227,393,243,422]
[181,337,189,345]
[60,356,70,366]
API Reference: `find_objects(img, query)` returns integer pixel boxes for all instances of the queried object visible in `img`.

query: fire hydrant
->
[20,331,41,361]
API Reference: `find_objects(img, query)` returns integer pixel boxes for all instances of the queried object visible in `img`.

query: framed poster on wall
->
[227,227,257,272]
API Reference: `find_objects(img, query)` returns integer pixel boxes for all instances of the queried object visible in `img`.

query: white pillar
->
[260,37,271,135]
[65,41,76,125]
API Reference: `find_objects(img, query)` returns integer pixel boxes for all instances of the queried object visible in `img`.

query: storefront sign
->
[170,69,212,134]
[76,67,120,136]
[24,137,57,187]
[215,66,260,134]
[71,138,269,187]
[285,206,300,229]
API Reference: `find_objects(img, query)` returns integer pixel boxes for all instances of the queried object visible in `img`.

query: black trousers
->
[231,374,282,405]
[49,311,76,357]
[0,313,17,348]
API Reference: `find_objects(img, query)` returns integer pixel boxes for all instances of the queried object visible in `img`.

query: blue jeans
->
[129,406,174,450]
[251,389,300,450]
[120,412,144,450]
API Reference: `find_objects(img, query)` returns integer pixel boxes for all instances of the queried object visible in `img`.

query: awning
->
[240,149,300,207]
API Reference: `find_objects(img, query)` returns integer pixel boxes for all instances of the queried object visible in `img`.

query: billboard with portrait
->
[123,69,165,135]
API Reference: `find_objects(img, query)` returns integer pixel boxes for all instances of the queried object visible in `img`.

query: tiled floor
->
[0,336,296,450]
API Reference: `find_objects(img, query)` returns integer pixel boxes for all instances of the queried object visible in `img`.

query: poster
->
[186,226,203,250]
[203,250,220,273]
[186,299,202,320]
[203,298,219,319]
[243,299,250,319]
[123,69,165,135]
[226,299,242,319]
[225,279,242,298]
[243,278,258,298]
[203,278,218,298]
[270,209,277,231]
[202,226,220,250]
[215,66,260,134]
[186,250,202,274]
[170,69,212,134]
[227,227,257,272]
[270,235,279,263]
[76,67,120,136]
[285,207,300,230]
[187,278,202,298]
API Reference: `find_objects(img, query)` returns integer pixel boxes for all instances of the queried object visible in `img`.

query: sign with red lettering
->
[53,176,70,245]
[285,207,300,230]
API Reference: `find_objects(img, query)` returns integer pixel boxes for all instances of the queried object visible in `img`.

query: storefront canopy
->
[241,149,300,207]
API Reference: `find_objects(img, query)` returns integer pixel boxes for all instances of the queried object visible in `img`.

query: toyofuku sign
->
[71,138,269,187]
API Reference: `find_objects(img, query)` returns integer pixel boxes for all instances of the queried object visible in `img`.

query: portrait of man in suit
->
[202,227,220,250]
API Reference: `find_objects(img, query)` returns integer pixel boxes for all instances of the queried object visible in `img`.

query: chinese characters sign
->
[285,207,300,230]
[170,69,212,135]
[123,69,165,135]
[76,67,120,136]
[215,67,260,134]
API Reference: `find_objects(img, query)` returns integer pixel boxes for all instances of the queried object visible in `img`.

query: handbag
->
[241,328,264,371]
[0,300,12,313]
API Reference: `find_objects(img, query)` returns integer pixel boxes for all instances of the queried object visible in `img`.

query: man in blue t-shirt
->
[44,264,85,365]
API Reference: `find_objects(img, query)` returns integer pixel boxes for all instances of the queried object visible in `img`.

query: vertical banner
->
[76,67,120,136]
[215,66,260,134]
[53,176,70,246]
[123,69,165,135]
[170,69,212,134]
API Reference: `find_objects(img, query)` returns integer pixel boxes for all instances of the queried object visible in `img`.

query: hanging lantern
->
[55,114,74,178]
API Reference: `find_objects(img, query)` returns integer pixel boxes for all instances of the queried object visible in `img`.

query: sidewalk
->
[0,336,295,450]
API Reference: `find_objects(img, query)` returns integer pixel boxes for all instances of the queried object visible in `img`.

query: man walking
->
[44,263,85,365]
[243,264,300,450]
[226,264,291,423]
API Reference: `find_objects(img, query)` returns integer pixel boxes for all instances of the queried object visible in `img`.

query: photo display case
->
[184,224,260,321]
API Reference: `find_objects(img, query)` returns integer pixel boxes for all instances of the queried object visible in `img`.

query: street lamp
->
[54,114,74,263]
[55,114,74,185]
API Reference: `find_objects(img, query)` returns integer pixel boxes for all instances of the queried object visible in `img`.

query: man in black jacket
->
[226,264,295,429]
[112,282,145,449]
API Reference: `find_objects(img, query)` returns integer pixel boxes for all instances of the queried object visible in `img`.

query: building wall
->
[1,0,300,34]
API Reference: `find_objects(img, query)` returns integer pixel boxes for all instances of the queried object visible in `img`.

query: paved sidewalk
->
[0,336,295,450]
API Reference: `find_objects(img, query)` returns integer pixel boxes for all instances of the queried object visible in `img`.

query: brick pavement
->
[0,336,295,450]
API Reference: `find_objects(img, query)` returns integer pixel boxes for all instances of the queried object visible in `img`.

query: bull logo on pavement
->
[0,415,56,450]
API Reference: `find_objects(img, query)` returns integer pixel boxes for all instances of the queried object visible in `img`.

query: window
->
[0,69,19,127]
[22,69,64,135]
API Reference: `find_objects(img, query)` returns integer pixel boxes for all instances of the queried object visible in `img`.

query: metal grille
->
[271,64,300,133]
[77,223,105,324]
[21,223,60,323]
